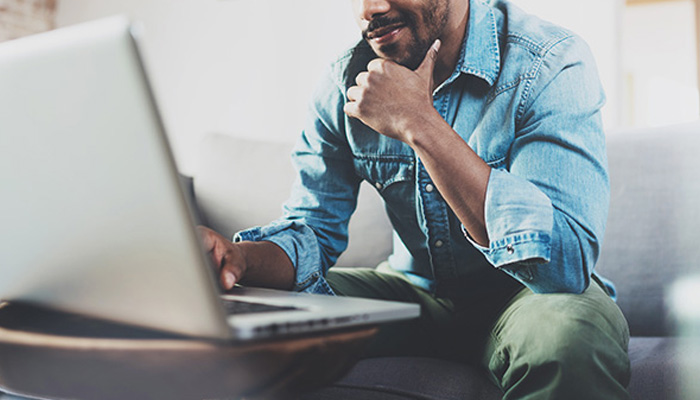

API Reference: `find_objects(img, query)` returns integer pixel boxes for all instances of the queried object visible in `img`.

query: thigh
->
[327,264,455,358]
[483,281,631,399]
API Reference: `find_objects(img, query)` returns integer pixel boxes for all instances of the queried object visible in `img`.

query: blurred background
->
[0,0,698,174]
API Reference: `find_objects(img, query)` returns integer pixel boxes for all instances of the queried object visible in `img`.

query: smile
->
[367,23,406,45]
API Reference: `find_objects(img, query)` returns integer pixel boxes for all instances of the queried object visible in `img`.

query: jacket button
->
[435,240,444,248]
[375,182,383,190]
[506,244,515,254]
[426,184,435,193]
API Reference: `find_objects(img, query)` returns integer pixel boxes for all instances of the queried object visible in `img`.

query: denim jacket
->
[235,0,610,297]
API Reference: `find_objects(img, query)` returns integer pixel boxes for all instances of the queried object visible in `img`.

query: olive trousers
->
[326,263,631,400]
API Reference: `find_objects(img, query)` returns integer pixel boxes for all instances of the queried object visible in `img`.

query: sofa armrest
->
[596,121,700,336]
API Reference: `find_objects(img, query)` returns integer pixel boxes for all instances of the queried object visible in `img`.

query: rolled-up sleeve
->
[466,36,609,294]
[235,69,361,295]
[465,168,554,266]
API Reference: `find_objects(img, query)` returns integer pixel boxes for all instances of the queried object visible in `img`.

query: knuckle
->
[349,87,365,102]
[344,105,357,118]
[355,100,368,113]
[343,102,357,117]
[379,59,392,72]
[355,71,367,85]
[346,87,358,101]
[366,70,378,83]
[368,58,385,72]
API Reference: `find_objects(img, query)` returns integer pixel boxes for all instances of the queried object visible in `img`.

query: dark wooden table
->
[0,302,377,400]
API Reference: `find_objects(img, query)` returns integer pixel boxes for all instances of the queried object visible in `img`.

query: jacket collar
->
[453,0,501,86]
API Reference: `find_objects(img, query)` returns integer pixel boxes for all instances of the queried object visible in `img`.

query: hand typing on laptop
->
[198,226,295,291]
[0,16,420,342]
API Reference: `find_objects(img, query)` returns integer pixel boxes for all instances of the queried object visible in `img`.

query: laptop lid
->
[0,16,232,339]
[0,17,420,341]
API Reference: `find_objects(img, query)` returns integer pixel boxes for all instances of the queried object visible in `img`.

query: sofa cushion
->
[300,357,502,400]
[300,337,684,400]
[596,121,700,336]
[627,337,683,399]
[193,133,393,268]
[0,339,684,400]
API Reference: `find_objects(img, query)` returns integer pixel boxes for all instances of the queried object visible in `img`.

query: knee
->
[504,297,628,365]
[491,297,631,398]
[520,313,615,366]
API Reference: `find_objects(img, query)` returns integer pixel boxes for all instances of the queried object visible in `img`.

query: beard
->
[362,0,449,70]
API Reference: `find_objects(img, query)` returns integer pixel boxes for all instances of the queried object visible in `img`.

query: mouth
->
[366,23,406,45]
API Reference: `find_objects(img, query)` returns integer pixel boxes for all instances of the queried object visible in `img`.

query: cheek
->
[408,22,429,44]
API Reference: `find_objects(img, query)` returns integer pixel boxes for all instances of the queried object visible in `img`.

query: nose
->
[357,0,391,21]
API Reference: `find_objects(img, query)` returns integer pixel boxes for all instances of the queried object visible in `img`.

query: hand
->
[344,40,441,142]
[198,226,247,290]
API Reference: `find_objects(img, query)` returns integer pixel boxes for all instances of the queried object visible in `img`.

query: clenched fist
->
[344,39,441,143]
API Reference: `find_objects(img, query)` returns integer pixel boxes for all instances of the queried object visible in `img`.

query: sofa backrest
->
[193,133,393,269]
[596,121,700,337]
[193,122,700,337]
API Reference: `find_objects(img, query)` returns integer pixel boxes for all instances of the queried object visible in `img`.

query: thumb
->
[197,226,216,252]
[416,39,441,79]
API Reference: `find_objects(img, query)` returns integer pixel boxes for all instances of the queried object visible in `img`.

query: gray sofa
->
[190,121,700,399]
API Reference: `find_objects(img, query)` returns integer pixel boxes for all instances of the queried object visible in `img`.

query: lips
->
[366,22,406,43]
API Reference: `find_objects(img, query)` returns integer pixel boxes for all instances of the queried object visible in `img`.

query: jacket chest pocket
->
[353,156,415,197]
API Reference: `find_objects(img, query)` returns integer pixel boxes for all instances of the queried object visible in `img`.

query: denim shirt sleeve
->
[465,36,610,294]
[235,69,361,295]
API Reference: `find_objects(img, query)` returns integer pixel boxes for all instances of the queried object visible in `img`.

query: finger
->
[415,39,441,79]
[343,102,360,119]
[200,228,228,271]
[220,268,237,290]
[211,239,227,269]
[355,71,369,87]
[346,85,363,102]
[219,249,245,290]
[367,58,388,73]
[197,226,216,251]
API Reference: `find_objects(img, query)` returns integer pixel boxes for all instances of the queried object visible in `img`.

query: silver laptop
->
[0,16,419,341]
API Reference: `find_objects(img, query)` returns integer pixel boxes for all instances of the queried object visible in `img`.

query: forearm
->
[237,241,295,290]
[406,111,491,247]
[341,41,492,247]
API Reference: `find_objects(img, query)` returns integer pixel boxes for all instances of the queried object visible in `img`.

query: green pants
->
[327,263,631,400]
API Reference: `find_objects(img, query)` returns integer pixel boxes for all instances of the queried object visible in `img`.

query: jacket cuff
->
[465,168,554,267]
[234,221,332,294]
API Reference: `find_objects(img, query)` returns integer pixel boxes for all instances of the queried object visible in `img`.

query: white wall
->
[56,0,359,174]
[56,0,622,173]
[622,1,699,127]
[515,0,623,131]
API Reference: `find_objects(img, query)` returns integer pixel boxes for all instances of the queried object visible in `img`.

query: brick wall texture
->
[0,0,56,42]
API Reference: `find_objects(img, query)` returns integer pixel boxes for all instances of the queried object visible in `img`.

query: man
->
[200,0,631,398]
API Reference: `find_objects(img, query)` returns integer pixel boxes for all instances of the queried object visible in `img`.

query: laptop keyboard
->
[221,298,300,315]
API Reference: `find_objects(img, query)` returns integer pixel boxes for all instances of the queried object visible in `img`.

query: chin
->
[374,40,428,70]
[373,45,416,69]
